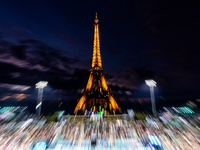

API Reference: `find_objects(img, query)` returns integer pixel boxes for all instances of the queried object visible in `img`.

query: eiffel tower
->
[74,13,120,114]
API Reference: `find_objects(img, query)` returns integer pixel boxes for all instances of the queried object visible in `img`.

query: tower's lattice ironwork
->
[74,13,120,114]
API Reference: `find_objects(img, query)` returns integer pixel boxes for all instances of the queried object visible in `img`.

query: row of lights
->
[35,79,195,117]
[35,80,156,117]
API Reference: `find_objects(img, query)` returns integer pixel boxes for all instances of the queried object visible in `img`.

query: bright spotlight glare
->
[35,81,48,89]
[145,79,156,87]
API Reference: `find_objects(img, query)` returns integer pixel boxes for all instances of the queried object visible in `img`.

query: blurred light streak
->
[0,83,31,92]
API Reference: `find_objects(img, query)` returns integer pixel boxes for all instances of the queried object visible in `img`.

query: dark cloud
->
[11,45,27,59]
[106,67,156,89]
[0,38,90,106]
[0,83,30,92]
[0,39,90,93]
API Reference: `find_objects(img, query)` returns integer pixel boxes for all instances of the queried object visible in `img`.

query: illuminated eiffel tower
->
[74,13,120,114]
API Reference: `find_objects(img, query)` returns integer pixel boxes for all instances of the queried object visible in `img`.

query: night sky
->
[0,1,200,114]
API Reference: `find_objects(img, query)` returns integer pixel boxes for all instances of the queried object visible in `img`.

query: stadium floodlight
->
[36,81,48,89]
[145,79,156,116]
[145,79,156,87]
[35,81,48,117]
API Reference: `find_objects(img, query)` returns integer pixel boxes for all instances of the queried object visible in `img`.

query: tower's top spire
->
[94,12,99,24]
[92,12,102,68]
[95,12,97,19]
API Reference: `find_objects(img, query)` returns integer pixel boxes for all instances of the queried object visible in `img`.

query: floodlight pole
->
[145,80,156,116]
[150,86,156,116]
[36,88,43,117]
[35,81,48,117]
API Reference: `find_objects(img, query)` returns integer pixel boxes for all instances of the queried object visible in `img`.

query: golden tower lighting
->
[74,13,120,114]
